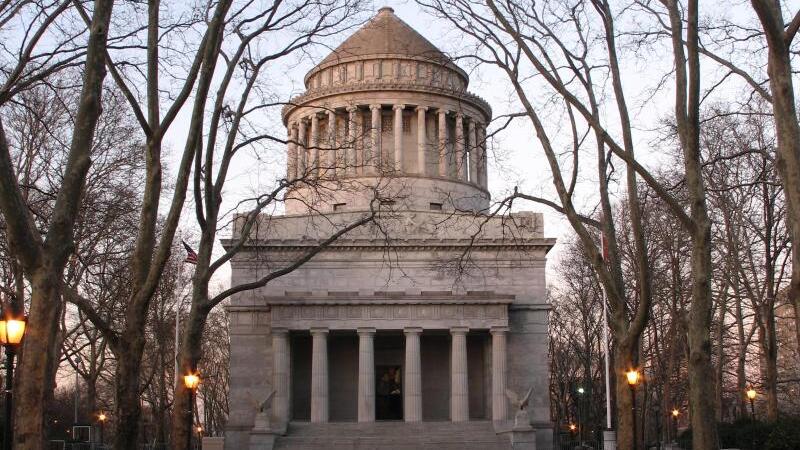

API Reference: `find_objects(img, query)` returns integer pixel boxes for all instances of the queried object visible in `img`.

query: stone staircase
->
[273,421,512,450]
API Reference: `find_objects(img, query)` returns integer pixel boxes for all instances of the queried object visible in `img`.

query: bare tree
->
[0,1,115,446]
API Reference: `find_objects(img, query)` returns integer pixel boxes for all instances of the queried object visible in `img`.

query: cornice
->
[281,82,492,124]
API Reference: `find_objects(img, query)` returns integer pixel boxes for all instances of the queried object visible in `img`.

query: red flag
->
[182,240,198,265]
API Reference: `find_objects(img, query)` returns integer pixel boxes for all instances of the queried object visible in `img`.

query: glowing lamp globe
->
[184,373,201,390]
[672,409,679,417]
[746,388,757,400]
[98,412,107,422]
[625,369,640,386]
[0,317,26,346]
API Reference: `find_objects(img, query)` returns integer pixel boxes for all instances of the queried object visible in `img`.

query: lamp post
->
[196,425,203,450]
[0,313,26,450]
[183,372,201,450]
[97,412,107,447]
[746,388,757,420]
[578,386,584,442]
[671,409,680,443]
[626,369,641,450]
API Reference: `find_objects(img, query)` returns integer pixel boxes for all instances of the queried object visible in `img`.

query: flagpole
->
[600,232,615,450]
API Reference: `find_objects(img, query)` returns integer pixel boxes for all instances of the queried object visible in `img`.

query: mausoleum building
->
[224,7,555,449]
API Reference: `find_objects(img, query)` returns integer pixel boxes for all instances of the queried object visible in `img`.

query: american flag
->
[182,240,198,265]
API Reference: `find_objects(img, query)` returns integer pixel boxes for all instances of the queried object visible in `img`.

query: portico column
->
[416,106,428,175]
[357,328,376,422]
[450,327,469,422]
[455,113,465,181]
[297,119,307,176]
[326,109,337,178]
[347,106,358,176]
[310,328,329,423]
[468,119,478,184]
[369,104,382,174]
[272,328,291,425]
[491,326,509,422]
[310,113,320,178]
[438,109,448,177]
[393,104,405,172]
[403,327,423,422]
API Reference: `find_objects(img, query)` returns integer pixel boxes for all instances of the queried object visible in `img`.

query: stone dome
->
[282,7,492,215]
[305,7,467,88]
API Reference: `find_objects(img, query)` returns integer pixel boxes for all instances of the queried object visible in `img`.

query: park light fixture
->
[626,368,641,450]
[569,423,577,432]
[671,408,679,418]
[746,387,757,420]
[577,387,585,394]
[183,372,201,450]
[97,411,107,445]
[0,312,26,450]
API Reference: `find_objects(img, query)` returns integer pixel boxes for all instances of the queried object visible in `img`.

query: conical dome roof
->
[305,7,466,85]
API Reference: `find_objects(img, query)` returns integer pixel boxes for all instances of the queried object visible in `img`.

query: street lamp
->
[671,408,680,443]
[746,388,757,420]
[196,426,203,450]
[97,412,107,446]
[576,387,585,442]
[626,369,641,450]
[0,313,26,450]
[183,372,201,450]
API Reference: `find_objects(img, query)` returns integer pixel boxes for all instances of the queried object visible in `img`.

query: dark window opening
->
[429,202,443,211]
[333,203,346,212]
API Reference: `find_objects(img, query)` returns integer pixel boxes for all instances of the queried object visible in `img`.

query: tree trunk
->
[171,300,210,449]
[612,340,636,450]
[112,334,146,450]
[12,269,62,448]
[751,0,800,363]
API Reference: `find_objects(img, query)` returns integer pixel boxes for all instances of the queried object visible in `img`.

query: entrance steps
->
[273,420,512,450]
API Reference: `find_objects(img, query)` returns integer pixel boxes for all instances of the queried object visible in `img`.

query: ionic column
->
[287,126,297,180]
[310,113,320,178]
[416,106,428,175]
[438,110,448,177]
[393,104,405,172]
[455,113,465,181]
[297,119,307,176]
[403,327,423,422]
[450,327,469,422]
[357,328,376,422]
[491,327,509,422]
[272,328,291,425]
[326,110,337,178]
[347,106,358,176]
[369,104,382,174]
[310,328,329,423]
[468,119,478,184]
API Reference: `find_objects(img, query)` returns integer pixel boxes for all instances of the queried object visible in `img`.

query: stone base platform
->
[273,421,512,450]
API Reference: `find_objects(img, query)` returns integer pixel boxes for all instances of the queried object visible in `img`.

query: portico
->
[259,293,511,425]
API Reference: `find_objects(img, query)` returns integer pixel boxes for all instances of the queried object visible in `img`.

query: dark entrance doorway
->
[376,365,403,420]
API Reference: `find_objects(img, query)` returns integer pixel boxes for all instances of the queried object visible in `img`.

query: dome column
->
[416,106,428,175]
[438,109,448,177]
[369,104,382,175]
[310,112,320,178]
[393,104,405,172]
[455,113,465,181]
[478,124,488,189]
[346,106,358,176]
[297,118,308,177]
[468,118,478,184]
[287,125,298,181]
[326,109,337,178]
